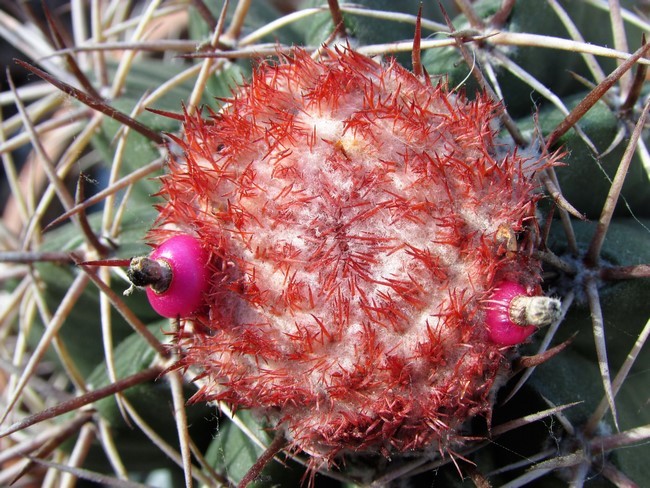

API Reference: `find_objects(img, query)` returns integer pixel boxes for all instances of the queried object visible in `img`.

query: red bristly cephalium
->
[147,48,558,464]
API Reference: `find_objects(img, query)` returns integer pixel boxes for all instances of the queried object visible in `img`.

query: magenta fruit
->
[128,235,210,318]
[485,281,561,346]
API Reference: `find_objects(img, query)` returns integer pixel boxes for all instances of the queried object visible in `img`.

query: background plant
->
[0,0,649,486]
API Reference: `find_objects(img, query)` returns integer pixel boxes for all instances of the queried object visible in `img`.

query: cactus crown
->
[1,1,649,486]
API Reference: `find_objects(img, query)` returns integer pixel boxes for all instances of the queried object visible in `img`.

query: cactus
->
[0,1,649,487]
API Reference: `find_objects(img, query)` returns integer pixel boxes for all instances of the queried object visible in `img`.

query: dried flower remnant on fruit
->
[146,48,560,462]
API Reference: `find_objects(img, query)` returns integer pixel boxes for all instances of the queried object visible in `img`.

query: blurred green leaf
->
[33,205,161,376]
[188,0,301,45]
[205,410,270,485]
[202,61,247,112]
[30,261,132,376]
[205,410,303,486]
[86,324,166,424]
[299,0,423,66]
[423,0,643,118]
[84,325,216,470]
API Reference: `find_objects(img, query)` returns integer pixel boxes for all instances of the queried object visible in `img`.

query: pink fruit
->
[485,282,537,346]
[147,48,561,463]
[141,235,210,318]
[486,282,562,346]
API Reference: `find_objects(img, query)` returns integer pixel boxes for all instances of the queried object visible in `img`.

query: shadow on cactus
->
[0,1,649,487]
